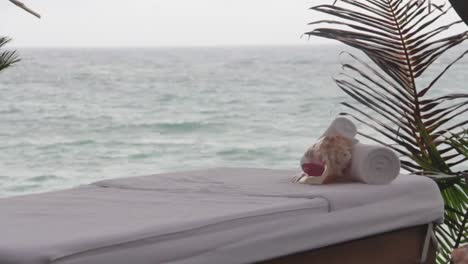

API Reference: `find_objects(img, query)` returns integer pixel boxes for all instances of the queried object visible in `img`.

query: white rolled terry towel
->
[321,117,358,140]
[348,143,401,185]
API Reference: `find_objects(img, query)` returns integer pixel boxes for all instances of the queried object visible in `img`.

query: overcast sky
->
[0,0,463,47]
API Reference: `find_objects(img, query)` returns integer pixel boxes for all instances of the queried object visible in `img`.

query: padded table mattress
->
[0,168,444,264]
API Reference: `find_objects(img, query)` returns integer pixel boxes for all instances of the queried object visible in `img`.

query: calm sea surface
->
[0,45,466,197]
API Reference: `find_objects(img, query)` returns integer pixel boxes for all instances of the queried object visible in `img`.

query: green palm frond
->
[445,130,468,159]
[0,37,20,72]
[306,0,467,263]
[441,131,468,261]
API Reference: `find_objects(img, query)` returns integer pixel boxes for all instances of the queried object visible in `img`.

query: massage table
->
[0,168,443,264]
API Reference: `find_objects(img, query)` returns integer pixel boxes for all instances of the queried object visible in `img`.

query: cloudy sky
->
[0,0,463,47]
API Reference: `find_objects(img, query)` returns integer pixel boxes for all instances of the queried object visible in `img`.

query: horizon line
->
[10,42,339,49]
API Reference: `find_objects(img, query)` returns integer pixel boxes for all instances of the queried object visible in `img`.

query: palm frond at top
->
[306,0,468,174]
[0,37,20,72]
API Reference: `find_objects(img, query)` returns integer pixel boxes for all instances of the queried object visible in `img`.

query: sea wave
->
[155,121,222,133]
[27,174,63,183]
[94,121,225,134]
[37,140,96,150]
[0,106,22,114]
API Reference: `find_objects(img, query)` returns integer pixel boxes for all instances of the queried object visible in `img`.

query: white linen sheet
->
[0,168,444,264]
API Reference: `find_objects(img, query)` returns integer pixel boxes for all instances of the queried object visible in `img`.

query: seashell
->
[319,135,353,183]
[300,144,325,177]
[299,135,353,184]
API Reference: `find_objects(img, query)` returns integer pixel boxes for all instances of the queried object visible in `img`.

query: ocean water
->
[0,45,466,197]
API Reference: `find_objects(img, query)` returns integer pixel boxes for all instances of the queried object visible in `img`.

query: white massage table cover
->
[0,168,444,264]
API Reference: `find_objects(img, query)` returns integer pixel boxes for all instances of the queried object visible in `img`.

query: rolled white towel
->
[348,143,400,185]
[321,117,357,140]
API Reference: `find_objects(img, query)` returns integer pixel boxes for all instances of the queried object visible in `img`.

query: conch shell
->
[296,135,353,185]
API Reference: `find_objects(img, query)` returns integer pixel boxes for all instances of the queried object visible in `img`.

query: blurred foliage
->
[0,37,19,73]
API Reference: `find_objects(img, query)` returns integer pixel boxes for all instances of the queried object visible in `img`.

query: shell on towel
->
[300,144,325,177]
[318,135,353,183]
[299,135,353,184]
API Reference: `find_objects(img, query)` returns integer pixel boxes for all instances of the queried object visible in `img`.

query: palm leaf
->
[433,131,467,262]
[0,37,20,72]
[306,0,467,263]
